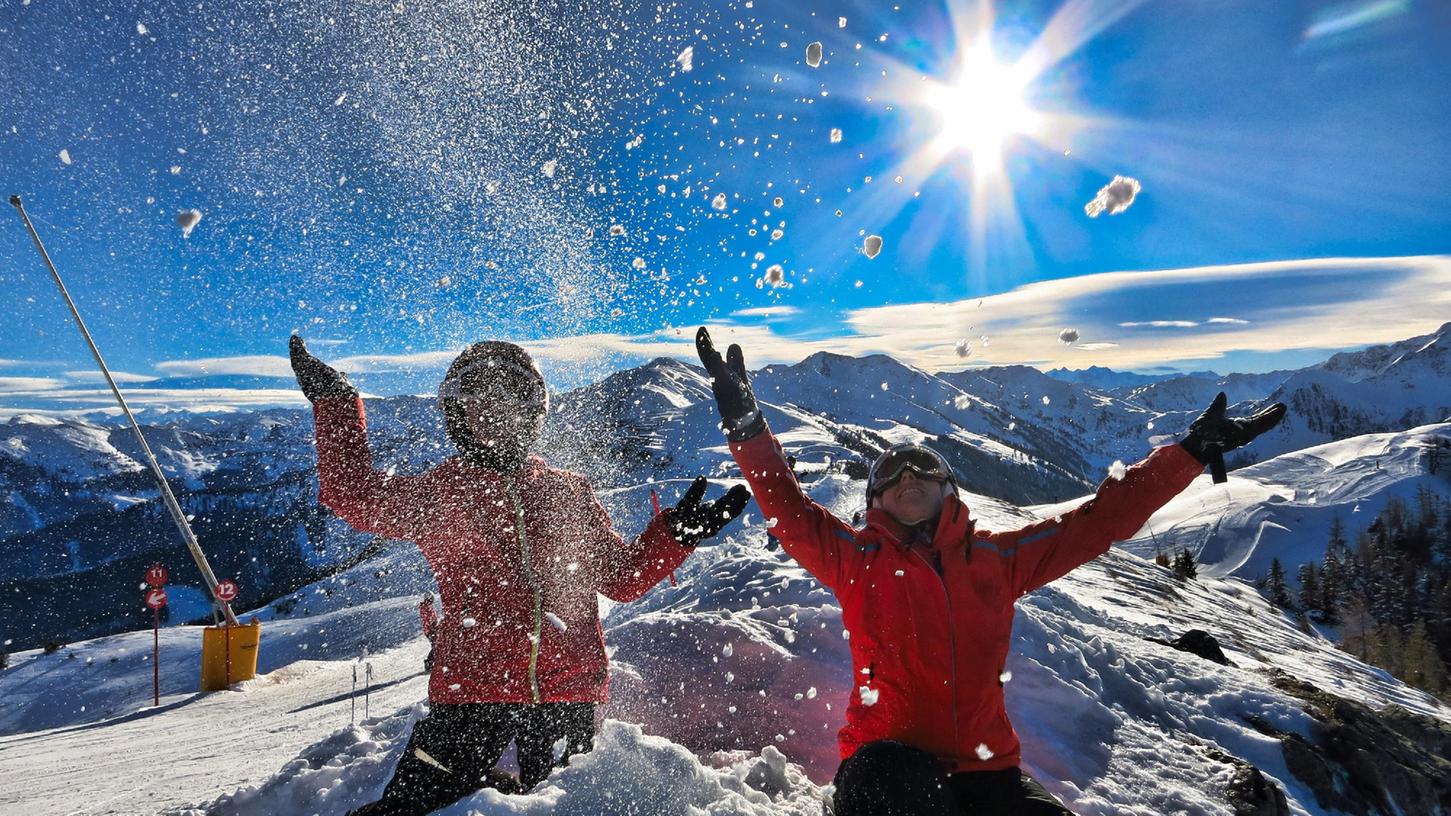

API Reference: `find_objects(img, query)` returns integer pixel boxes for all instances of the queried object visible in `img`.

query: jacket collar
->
[864,493,974,552]
[449,452,549,479]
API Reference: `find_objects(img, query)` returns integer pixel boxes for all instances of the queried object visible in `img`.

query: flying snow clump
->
[863,235,883,259]
[859,686,880,706]
[176,209,202,238]
[772,196,784,208]
[830,128,843,144]
[58,149,72,165]
[711,192,728,211]
[1085,175,1141,217]
[805,42,823,68]
[541,159,558,178]
[722,643,733,658]
[975,743,995,760]
[136,22,148,36]
[545,612,567,633]
[838,16,847,27]
[676,45,694,73]
[953,394,971,409]
[631,257,646,270]
[1059,328,1080,345]
[758,264,786,288]
[954,339,971,358]
[1108,460,1127,481]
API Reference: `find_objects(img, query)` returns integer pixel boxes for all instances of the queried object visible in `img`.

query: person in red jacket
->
[290,336,749,816]
[695,328,1285,816]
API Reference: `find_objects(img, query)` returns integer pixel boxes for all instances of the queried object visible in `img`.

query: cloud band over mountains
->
[2,255,1448,417]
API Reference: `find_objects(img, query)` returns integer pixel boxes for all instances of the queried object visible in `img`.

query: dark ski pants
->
[833,740,1073,816]
[349,701,595,816]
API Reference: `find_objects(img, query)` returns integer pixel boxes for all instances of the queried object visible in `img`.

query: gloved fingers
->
[1242,402,1287,437]
[677,475,708,510]
[289,334,314,370]
[695,327,726,379]
[717,484,751,520]
[726,343,748,383]
[1206,391,1228,419]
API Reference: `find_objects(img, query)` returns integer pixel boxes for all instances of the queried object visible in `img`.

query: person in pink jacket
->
[290,336,748,815]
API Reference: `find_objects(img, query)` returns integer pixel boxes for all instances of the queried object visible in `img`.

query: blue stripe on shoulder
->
[972,540,1011,558]
[834,528,856,542]
[1018,526,1061,547]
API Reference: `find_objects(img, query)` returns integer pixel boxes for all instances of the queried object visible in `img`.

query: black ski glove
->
[669,476,751,548]
[289,335,358,403]
[1180,392,1286,483]
[695,327,766,441]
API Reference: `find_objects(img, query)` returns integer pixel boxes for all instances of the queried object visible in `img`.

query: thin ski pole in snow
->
[9,195,239,625]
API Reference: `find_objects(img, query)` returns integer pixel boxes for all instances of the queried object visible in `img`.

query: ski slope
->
[3,458,1447,815]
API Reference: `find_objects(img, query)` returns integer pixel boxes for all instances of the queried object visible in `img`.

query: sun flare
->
[923,44,1039,168]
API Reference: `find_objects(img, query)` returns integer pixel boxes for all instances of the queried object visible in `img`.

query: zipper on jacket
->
[505,475,544,704]
[909,548,960,755]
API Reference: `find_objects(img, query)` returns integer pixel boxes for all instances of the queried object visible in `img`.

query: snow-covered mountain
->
[6,324,1451,653]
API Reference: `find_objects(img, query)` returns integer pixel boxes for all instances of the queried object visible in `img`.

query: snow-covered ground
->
[1115,423,1451,581]
[3,448,1446,815]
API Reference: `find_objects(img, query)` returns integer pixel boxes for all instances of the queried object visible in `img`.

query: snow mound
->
[181,714,827,816]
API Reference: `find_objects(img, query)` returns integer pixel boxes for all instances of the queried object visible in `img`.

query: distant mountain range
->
[2,321,1448,652]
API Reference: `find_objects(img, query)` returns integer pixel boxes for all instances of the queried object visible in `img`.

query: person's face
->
[462,398,541,455]
[877,468,946,526]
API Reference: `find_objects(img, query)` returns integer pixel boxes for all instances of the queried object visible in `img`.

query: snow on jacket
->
[730,424,1205,773]
[311,395,691,706]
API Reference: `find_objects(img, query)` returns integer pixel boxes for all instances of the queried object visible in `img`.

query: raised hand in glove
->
[669,476,751,548]
[289,335,357,403]
[695,326,766,441]
[1180,392,1286,482]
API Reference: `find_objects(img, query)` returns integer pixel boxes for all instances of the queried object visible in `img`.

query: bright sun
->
[923,44,1038,167]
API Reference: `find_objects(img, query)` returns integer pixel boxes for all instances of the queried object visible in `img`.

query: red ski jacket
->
[731,425,1204,773]
[312,396,691,706]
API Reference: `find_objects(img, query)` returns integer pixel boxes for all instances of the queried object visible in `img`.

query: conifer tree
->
[1267,558,1293,609]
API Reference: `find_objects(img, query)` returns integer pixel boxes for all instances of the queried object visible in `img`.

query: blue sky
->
[2,0,1449,416]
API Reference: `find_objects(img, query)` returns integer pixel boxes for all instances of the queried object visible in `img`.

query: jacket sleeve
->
[311,395,430,541]
[1004,443,1205,596]
[575,478,694,602]
[729,424,858,592]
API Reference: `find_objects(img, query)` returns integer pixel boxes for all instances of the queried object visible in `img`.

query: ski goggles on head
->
[867,444,954,496]
[439,358,548,412]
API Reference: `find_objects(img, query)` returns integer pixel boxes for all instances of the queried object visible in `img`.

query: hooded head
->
[439,341,548,472]
[866,443,958,526]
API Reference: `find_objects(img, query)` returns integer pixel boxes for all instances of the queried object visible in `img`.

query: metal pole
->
[9,195,238,625]
[153,607,160,707]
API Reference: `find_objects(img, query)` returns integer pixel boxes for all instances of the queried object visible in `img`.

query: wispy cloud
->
[730,306,800,318]
[0,388,308,421]
[0,377,68,392]
[1119,317,1250,328]
[62,370,159,384]
[153,355,295,379]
